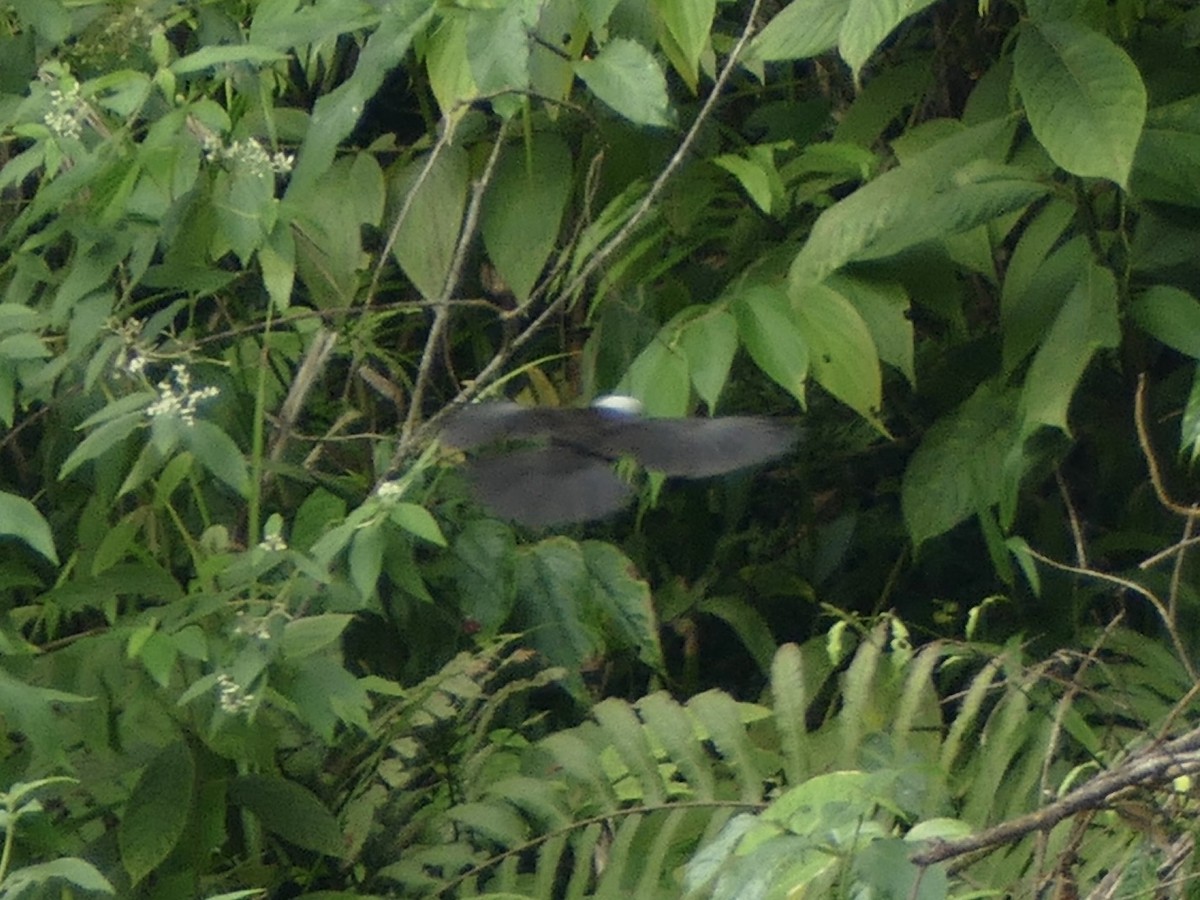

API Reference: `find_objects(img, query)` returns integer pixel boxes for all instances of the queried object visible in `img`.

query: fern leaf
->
[637,691,717,800]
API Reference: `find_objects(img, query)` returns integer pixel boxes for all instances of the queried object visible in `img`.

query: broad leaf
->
[678,308,737,412]
[1130,285,1200,360]
[481,133,573,305]
[902,382,1020,548]
[390,146,469,301]
[119,741,195,886]
[791,281,882,426]
[229,774,346,857]
[0,491,58,563]
[732,283,809,406]
[1013,21,1145,186]
[1018,262,1119,436]
[574,39,672,128]
[839,0,940,80]
[749,0,845,62]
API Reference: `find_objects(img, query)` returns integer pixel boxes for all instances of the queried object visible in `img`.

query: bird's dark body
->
[440,401,795,526]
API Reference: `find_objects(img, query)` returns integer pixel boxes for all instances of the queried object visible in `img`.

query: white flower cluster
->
[45,83,86,140]
[215,673,256,714]
[258,533,287,551]
[201,133,294,177]
[112,317,148,376]
[146,363,218,426]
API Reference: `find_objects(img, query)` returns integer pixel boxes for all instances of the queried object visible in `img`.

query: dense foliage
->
[3,0,1200,897]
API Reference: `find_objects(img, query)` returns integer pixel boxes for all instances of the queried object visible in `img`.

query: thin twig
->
[400,119,511,448]
[1023,546,1196,681]
[1054,468,1087,568]
[1134,373,1200,517]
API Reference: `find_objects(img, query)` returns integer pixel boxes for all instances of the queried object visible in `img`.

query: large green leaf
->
[625,335,691,417]
[426,12,476,116]
[390,146,469,301]
[1018,261,1119,437]
[574,38,672,128]
[678,308,737,412]
[229,774,346,857]
[119,741,195,886]
[839,0,940,80]
[732,283,809,406]
[789,120,1038,283]
[901,382,1021,548]
[293,152,385,308]
[1013,21,1146,186]
[1130,285,1200,360]
[454,519,517,635]
[582,540,662,670]
[748,0,845,62]
[791,281,882,426]
[182,421,251,497]
[514,538,600,682]
[825,274,913,386]
[481,133,573,305]
[0,491,58,563]
[653,0,715,90]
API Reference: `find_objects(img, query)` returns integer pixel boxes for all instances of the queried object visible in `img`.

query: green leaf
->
[515,538,599,683]
[732,283,809,406]
[748,0,845,62]
[119,741,195,886]
[654,0,715,89]
[388,502,447,546]
[426,12,476,115]
[839,0,940,80]
[574,39,672,128]
[390,146,469,301]
[1182,363,1200,463]
[582,540,662,670]
[0,858,114,896]
[0,332,48,359]
[625,336,691,417]
[260,218,296,311]
[229,774,345,857]
[170,44,289,74]
[1131,128,1200,209]
[349,523,384,600]
[678,308,737,412]
[826,274,914,385]
[1130,285,1200,360]
[454,519,517,634]
[481,133,573,304]
[59,411,146,481]
[1019,262,1119,436]
[182,421,250,497]
[0,491,58,564]
[901,382,1021,548]
[210,166,277,265]
[791,281,882,426]
[465,4,532,97]
[281,614,355,660]
[789,119,1029,283]
[1013,21,1146,186]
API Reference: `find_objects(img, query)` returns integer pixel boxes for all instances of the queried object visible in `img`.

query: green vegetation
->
[2,0,1200,896]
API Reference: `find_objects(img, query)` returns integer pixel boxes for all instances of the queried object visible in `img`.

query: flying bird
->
[439,397,795,526]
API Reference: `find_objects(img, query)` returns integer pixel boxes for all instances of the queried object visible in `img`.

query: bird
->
[439,396,796,526]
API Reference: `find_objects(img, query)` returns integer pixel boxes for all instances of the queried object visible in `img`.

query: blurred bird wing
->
[465,446,633,526]
[596,416,796,477]
[440,403,576,449]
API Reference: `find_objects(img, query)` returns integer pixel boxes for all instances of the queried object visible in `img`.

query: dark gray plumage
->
[441,400,795,526]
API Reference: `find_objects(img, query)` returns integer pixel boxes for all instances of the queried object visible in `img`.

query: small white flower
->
[146,364,218,426]
[44,83,86,140]
[258,533,287,552]
[215,673,256,714]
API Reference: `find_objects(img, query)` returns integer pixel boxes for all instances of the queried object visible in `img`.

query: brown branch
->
[912,726,1200,866]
